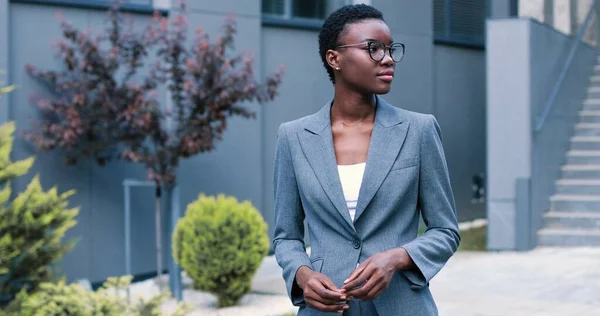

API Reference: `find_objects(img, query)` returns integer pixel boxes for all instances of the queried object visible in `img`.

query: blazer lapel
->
[354,97,409,222]
[298,102,356,231]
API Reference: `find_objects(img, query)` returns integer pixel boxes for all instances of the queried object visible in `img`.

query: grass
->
[418,221,487,251]
[457,225,487,251]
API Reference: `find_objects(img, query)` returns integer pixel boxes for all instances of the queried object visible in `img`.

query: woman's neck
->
[331,88,376,124]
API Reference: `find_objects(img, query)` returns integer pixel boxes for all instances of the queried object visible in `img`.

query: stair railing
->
[534,0,597,133]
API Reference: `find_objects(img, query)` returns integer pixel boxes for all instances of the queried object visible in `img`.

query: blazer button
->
[352,240,361,249]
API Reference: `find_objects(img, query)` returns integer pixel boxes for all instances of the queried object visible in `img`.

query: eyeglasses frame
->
[335,41,406,63]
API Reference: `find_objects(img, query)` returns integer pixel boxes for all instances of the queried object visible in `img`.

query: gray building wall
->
[434,45,487,222]
[7,1,265,283]
[376,0,487,222]
[370,0,435,114]
[8,2,166,282]
[5,0,488,283]
[486,18,595,250]
[0,0,9,122]
[173,2,266,236]
[489,0,518,18]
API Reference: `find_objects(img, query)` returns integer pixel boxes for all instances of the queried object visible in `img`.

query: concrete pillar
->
[486,19,532,250]
[570,0,578,34]
[553,0,571,34]
[519,0,546,23]
[544,0,554,26]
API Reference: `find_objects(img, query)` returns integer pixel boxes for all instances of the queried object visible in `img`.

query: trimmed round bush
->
[172,194,269,307]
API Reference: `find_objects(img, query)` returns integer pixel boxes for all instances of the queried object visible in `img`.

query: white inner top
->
[337,162,366,222]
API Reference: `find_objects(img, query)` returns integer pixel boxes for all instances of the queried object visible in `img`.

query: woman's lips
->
[377,70,394,82]
[377,75,394,82]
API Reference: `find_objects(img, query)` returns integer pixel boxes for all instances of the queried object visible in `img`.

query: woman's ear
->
[326,49,340,70]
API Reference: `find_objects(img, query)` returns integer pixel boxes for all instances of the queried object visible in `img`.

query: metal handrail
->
[534,0,596,132]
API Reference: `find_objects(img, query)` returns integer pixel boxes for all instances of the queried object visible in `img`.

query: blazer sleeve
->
[401,114,461,289]
[272,123,312,306]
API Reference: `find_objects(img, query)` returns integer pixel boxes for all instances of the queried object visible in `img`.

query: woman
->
[272,4,460,316]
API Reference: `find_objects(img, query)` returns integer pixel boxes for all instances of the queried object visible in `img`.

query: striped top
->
[337,162,366,222]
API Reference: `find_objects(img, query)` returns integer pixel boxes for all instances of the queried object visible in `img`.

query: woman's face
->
[329,19,396,95]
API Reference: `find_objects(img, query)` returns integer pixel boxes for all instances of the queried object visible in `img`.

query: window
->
[262,0,348,29]
[12,0,160,15]
[262,0,330,20]
[434,0,487,47]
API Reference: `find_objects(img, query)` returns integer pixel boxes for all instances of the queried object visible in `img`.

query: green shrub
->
[0,79,78,304]
[1,276,189,316]
[5,280,92,315]
[173,194,269,307]
[0,121,79,305]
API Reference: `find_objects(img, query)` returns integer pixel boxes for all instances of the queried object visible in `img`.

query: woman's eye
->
[369,45,380,52]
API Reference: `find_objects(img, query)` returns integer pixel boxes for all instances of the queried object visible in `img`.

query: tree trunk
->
[155,186,163,289]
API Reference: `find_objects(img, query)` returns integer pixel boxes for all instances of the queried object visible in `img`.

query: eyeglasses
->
[336,41,405,63]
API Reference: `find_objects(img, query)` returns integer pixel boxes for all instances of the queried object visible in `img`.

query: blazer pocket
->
[310,258,324,273]
[390,157,418,171]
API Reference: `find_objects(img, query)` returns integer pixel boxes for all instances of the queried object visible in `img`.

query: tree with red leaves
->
[24,2,284,286]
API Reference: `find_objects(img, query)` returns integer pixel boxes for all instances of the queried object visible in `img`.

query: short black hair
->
[318,4,384,84]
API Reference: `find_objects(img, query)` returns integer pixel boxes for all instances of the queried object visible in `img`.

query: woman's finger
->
[343,265,371,291]
[343,260,368,285]
[346,274,378,298]
[364,281,386,300]
[306,279,346,305]
[308,299,349,313]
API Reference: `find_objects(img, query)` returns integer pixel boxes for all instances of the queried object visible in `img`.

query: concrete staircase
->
[538,75,600,247]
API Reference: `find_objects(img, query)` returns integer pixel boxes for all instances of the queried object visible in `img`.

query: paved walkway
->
[251,247,600,316]
[145,247,600,315]
[430,247,600,316]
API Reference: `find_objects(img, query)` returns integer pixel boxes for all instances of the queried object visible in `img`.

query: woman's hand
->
[341,248,414,301]
[296,266,349,313]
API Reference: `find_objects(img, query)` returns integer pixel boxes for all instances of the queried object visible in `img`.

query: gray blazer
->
[272,96,460,315]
